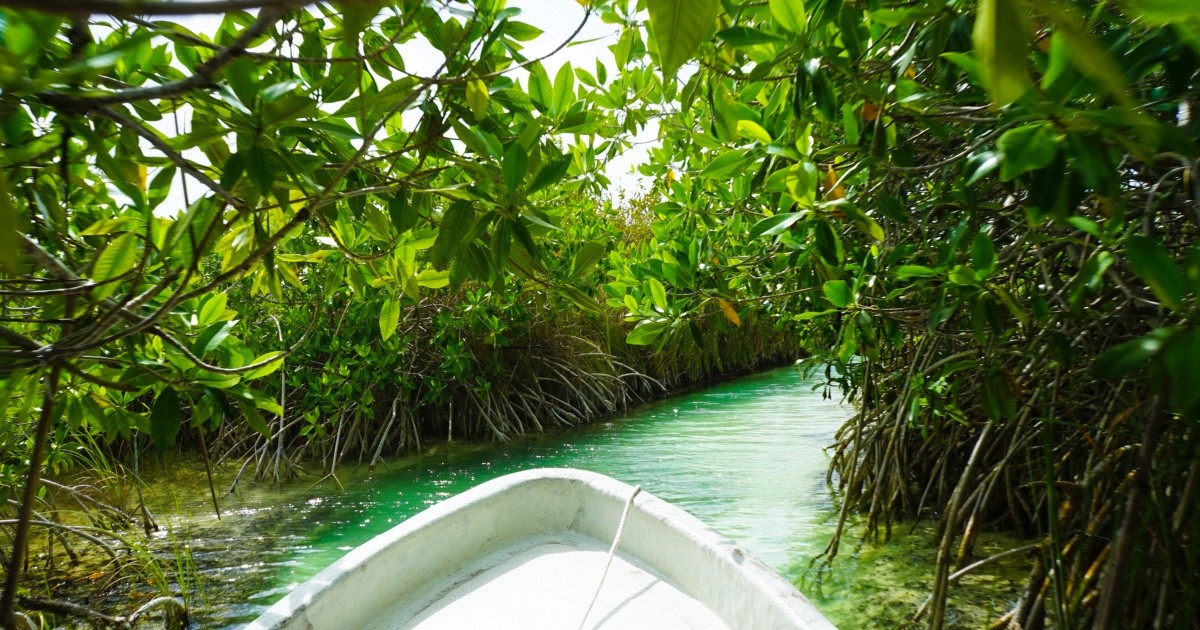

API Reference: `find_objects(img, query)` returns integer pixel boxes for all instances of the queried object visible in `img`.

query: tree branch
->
[0,0,304,18]
[40,6,285,109]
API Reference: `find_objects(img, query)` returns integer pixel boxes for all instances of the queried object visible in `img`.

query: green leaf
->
[553,62,576,114]
[648,278,668,311]
[811,71,838,122]
[972,232,997,272]
[504,21,543,41]
[1124,0,1199,23]
[528,62,554,113]
[511,217,539,261]
[749,212,804,239]
[871,6,943,28]
[254,397,284,417]
[1164,328,1200,412]
[838,201,885,242]
[379,298,401,341]
[466,79,490,119]
[766,163,817,206]
[699,148,752,179]
[261,80,302,105]
[237,398,272,438]
[150,389,182,453]
[1094,327,1177,379]
[895,265,940,279]
[561,285,600,314]
[338,0,382,48]
[197,293,230,326]
[997,123,1058,181]
[503,143,528,192]
[388,193,418,233]
[964,151,1001,185]
[626,320,668,345]
[245,144,278,196]
[1067,216,1101,238]
[432,201,476,270]
[569,241,606,281]
[223,57,259,108]
[941,51,983,83]
[1126,236,1188,310]
[528,155,572,194]
[948,265,981,286]
[793,309,837,320]
[1037,1,1131,106]
[91,233,139,300]
[716,26,787,48]
[647,0,720,81]
[769,0,807,34]
[990,286,1029,326]
[737,120,773,144]
[416,268,450,289]
[193,320,235,356]
[823,279,853,307]
[973,0,1031,106]
[334,76,420,119]
[79,217,143,237]
[243,352,286,379]
[814,220,844,267]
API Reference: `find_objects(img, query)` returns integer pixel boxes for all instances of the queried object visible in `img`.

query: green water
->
[149,367,1026,628]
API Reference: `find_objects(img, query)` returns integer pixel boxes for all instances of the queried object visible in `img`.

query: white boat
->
[246,468,836,629]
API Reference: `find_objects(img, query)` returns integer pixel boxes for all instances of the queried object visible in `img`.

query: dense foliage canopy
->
[1,0,1198,627]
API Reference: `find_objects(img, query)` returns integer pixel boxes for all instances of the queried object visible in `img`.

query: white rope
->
[577,485,642,630]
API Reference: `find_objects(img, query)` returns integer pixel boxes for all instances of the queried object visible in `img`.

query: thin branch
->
[92,106,242,210]
[0,0,306,18]
[41,7,285,109]
[1,365,62,627]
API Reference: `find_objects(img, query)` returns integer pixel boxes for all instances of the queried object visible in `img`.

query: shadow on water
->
[138,367,1027,628]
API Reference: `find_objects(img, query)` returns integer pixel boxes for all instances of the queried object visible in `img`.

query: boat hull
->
[246,468,836,629]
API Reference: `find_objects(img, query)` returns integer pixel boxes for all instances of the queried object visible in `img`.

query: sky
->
[153,0,651,215]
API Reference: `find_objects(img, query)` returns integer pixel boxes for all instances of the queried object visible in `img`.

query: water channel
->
[147,367,1026,628]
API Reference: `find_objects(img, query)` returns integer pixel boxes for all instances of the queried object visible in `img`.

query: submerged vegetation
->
[1,0,1198,627]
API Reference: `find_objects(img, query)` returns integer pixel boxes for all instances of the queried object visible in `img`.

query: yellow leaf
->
[719,299,742,327]
[825,165,846,200]
[136,164,147,191]
[860,102,882,121]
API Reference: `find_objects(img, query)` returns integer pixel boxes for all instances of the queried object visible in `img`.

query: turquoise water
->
[157,367,845,626]
[149,366,1023,627]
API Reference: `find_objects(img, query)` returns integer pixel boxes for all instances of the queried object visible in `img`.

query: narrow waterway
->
[147,367,1025,628]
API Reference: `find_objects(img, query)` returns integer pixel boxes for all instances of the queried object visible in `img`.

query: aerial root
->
[17,595,187,629]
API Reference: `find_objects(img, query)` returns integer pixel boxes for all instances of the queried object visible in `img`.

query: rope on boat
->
[577,484,642,630]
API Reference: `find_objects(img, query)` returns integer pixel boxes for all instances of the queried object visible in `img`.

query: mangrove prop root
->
[1,365,61,628]
[1093,392,1167,630]
[15,595,187,629]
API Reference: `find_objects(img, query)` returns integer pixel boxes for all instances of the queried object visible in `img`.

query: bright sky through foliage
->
[154,1,651,215]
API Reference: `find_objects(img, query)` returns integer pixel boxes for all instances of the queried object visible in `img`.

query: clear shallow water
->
[146,366,1025,627]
